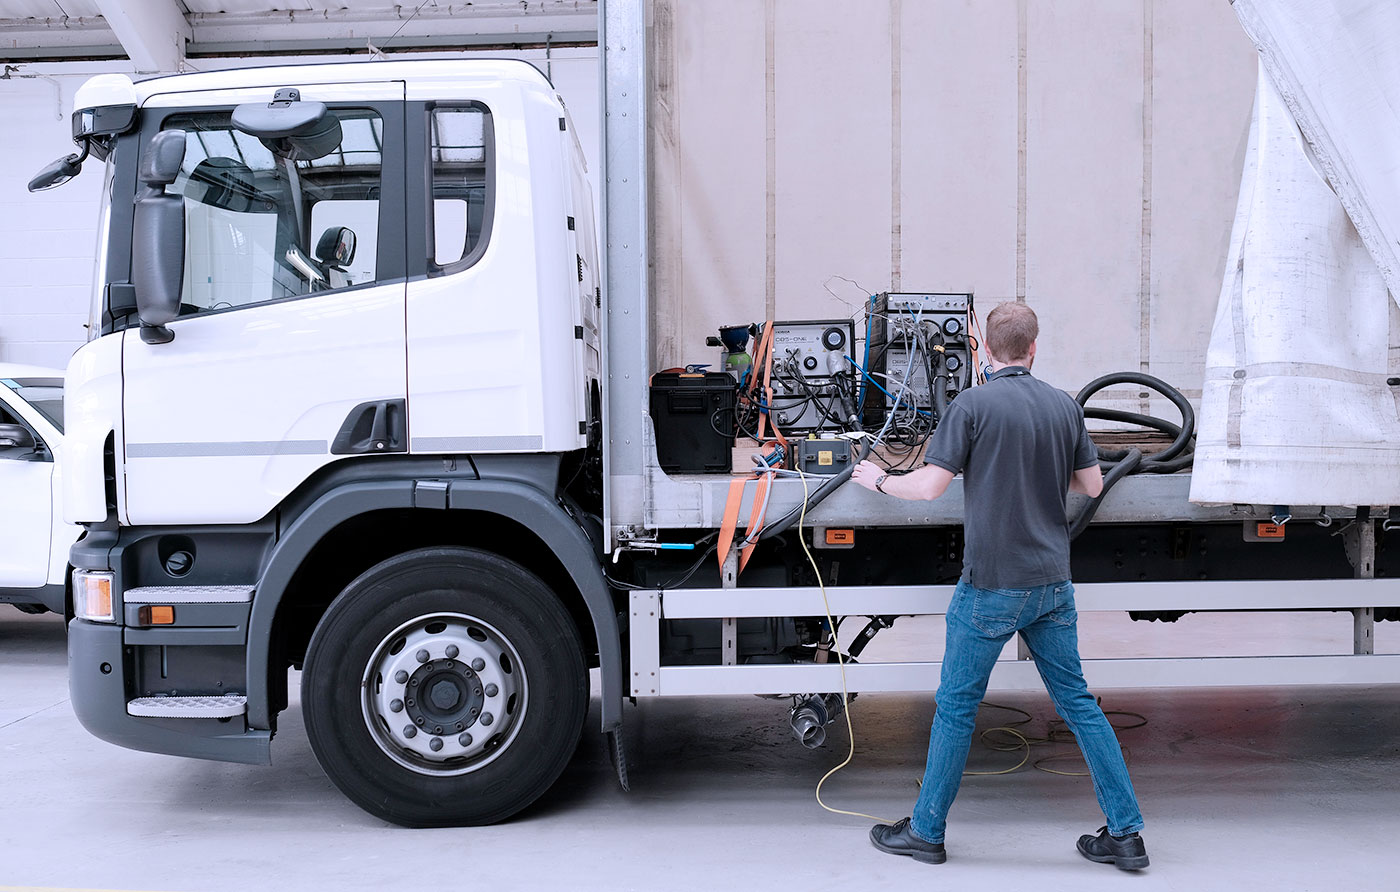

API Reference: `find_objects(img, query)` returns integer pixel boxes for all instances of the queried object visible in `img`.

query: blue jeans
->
[909,579,1144,844]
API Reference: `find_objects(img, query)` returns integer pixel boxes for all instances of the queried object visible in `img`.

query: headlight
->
[73,570,115,622]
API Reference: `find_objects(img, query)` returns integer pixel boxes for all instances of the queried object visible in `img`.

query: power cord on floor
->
[915,699,1149,783]
[795,464,898,825]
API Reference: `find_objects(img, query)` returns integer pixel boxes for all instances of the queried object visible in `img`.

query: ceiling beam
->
[0,1,596,62]
[187,3,596,53]
[92,0,189,73]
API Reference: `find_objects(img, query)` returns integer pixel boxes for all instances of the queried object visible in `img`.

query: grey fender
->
[244,478,623,733]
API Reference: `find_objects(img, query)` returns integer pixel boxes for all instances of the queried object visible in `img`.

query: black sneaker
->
[1077,826,1150,871]
[869,817,947,864]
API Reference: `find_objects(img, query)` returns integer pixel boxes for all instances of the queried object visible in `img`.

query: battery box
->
[795,437,854,475]
[650,372,736,473]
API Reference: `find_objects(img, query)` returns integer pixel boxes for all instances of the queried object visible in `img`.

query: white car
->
[0,363,77,614]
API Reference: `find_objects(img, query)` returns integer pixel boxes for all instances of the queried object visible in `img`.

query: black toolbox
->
[650,372,736,473]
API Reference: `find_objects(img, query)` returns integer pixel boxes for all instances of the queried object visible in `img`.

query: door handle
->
[331,399,406,455]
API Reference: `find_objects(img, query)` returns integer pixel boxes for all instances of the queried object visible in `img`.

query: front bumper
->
[67,618,271,765]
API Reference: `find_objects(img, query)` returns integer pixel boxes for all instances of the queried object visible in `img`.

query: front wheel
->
[302,547,588,827]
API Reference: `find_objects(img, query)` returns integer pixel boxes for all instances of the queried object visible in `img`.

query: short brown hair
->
[985,301,1039,362]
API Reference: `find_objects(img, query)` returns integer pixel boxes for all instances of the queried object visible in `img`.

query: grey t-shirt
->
[922,366,1098,590]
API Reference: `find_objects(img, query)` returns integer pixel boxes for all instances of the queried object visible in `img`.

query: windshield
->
[161,108,385,314]
[1,377,64,433]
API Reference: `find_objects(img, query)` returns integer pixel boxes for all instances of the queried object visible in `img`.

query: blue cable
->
[858,294,875,410]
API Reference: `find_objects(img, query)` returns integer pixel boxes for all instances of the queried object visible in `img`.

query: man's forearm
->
[849,459,955,499]
[880,463,955,501]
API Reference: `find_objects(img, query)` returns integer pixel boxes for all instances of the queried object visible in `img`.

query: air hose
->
[1068,371,1196,540]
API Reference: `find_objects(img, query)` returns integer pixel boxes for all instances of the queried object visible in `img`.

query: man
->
[850,301,1148,870]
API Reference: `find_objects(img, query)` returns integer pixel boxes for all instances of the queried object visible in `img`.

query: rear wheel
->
[302,547,588,826]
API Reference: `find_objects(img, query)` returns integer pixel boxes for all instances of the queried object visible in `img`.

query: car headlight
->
[73,569,115,622]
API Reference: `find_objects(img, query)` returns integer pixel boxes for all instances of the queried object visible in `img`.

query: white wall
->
[0,47,600,370]
[0,66,114,369]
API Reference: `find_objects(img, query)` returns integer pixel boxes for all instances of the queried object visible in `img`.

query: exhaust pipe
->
[790,694,841,748]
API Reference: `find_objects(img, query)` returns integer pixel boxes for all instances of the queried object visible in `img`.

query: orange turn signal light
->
[138,605,176,625]
[825,529,855,545]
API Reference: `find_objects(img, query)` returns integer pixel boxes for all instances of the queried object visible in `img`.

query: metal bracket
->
[721,549,738,666]
[1354,607,1375,656]
[1342,513,1376,577]
[628,590,660,696]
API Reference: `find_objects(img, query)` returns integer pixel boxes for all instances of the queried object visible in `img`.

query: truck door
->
[0,387,52,588]
[120,82,408,525]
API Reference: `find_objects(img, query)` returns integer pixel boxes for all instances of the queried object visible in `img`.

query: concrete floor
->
[2,608,1397,892]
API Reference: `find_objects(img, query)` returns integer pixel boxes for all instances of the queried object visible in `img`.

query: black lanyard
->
[986,366,1031,381]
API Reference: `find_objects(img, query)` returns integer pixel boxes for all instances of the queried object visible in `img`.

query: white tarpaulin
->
[1191,0,1400,507]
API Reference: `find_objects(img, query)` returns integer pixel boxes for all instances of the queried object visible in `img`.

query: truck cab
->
[59,60,609,826]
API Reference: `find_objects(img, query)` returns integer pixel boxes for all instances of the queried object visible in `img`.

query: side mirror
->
[132,130,187,345]
[316,226,356,267]
[0,423,37,452]
[28,149,87,192]
[233,87,342,161]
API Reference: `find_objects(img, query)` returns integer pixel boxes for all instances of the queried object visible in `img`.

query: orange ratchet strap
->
[719,321,789,577]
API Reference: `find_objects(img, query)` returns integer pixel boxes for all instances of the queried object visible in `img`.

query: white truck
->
[0,363,76,615]
[31,0,1398,827]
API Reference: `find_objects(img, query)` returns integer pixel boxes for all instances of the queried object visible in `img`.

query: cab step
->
[125,585,255,604]
[126,694,248,719]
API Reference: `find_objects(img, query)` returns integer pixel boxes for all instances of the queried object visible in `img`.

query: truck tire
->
[302,546,588,827]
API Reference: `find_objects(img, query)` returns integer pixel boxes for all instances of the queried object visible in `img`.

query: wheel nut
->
[430,737,444,752]
[485,684,498,697]
[445,644,460,659]
[415,648,430,663]
[394,670,409,684]
[471,658,485,671]
[459,732,473,746]
[390,699,404,713]
[481,712,494,726]
[403,725,417,739]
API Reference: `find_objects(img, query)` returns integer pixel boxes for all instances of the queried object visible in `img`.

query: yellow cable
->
[796,465,898,824]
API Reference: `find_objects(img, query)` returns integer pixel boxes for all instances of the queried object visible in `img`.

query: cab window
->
[429,106,491,272]
[160,108,385,314]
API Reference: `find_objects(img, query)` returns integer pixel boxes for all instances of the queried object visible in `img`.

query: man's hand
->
[850,459,885,491]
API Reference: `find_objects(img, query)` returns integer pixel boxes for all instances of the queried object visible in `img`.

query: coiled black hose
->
[1068,372,1196,540]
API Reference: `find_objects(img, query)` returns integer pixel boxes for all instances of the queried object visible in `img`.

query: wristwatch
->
[874,473,889,494]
